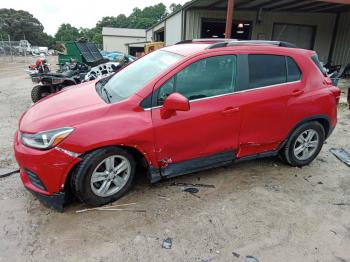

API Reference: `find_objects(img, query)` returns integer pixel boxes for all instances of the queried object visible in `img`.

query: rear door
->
[236,54,303,157]
[151,54,242,176]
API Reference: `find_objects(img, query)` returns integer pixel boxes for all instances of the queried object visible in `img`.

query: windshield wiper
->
[96,79,112,103]
[102,86,112,103]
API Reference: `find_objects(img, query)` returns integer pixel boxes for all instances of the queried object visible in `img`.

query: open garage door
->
[201,19,252,40]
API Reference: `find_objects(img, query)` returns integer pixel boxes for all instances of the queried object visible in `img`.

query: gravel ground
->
[0,57,349,262]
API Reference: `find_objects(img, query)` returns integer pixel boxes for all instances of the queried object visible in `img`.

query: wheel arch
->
[280,114,331,150]
[63,144,151,195]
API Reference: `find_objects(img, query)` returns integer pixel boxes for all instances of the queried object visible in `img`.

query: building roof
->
[102,27,146,38]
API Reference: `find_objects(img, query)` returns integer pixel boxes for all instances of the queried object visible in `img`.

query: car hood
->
[20,81,109,133]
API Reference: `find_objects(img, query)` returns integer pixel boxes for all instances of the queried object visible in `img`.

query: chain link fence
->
[0,36,34,63]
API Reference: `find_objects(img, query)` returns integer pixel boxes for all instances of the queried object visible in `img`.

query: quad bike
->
[31,70,85,103]
[30,60,123,103]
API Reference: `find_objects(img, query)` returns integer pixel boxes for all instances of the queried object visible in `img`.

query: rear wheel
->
[72,147,135,206]
[31,85,51,103]
[281,121,325,166]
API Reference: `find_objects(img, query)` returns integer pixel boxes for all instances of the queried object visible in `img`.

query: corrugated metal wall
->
[185,9,336,61]
[332,12,350,65]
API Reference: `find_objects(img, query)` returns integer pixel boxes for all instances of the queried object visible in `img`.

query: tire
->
[281,121,325,167]
[72,147,136,206]
[31,85,51,103]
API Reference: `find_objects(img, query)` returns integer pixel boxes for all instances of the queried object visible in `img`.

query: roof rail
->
[206,40,297,49]
[175,38,236,45]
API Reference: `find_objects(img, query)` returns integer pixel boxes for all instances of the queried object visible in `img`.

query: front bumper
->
[30,191,65,212]
[22,172,66,212]
[14,131,81,210]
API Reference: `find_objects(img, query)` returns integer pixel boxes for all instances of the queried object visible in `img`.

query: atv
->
[30,61,89,103]
[30,60,123,103]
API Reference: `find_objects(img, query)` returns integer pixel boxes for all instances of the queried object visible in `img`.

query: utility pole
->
[225,0,235,39]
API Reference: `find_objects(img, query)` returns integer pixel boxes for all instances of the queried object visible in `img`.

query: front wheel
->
[72,147,136,206]
[281,121,325,167]
[31,85,51,103]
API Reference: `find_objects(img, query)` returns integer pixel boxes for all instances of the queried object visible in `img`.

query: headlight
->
[21,127,74,149]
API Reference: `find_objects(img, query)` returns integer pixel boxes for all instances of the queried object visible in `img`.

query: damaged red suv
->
[14,40,340,211]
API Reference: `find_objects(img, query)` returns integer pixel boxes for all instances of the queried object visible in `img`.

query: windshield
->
[103,50,183,103]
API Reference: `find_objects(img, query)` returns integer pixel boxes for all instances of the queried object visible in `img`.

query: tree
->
[0,8,50,46]
[129,3,167,27]
[55,23,80,42]
[90,4,168,44]
[50,3,182,46]
[45,34,57,49]
[169,3,183,13]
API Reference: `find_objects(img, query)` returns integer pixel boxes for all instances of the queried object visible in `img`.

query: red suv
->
[14,40,341,210]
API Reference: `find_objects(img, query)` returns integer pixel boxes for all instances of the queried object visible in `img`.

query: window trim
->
[143,79,302,111]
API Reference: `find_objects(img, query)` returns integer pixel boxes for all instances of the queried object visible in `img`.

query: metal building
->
[146,0,350,65]
[102,27,146,55]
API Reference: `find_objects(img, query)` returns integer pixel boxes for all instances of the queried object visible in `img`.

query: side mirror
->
[163,92,190,111]
[161,92,190,118]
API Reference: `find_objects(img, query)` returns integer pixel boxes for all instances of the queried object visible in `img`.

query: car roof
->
[162,41,314,57]
[162,43,212,56]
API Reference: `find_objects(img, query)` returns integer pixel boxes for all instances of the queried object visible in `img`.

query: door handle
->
[222,107,240,115]
[291,89,304,96]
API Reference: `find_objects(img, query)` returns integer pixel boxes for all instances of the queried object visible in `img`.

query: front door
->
[151,54,242,177]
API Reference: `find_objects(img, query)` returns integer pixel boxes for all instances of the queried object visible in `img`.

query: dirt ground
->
[0,57,349,262]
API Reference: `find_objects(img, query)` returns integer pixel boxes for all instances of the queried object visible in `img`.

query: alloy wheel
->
[293,129,319,161]
[90,155,131,197]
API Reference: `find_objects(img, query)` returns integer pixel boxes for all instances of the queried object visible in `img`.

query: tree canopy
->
[0,8,47,45]
[55,24,80,42]
[0,2,183,48]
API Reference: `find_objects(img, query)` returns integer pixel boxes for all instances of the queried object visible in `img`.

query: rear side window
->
[311,54,327,76]
[287,57,302,82]
[248,55,286,88]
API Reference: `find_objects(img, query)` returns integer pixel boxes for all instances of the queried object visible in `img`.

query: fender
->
[276,114,332,153]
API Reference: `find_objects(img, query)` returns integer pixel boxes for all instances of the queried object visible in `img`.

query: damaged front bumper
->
[14,131,81,211]
[20,170,67,212]
[29,190,66,212]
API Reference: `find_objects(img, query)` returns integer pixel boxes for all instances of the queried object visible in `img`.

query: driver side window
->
[157,55,237,106]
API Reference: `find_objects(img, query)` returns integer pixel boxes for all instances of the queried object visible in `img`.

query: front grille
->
[25,169,47,191]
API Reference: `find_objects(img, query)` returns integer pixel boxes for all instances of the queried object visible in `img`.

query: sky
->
[0,0,189,35]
